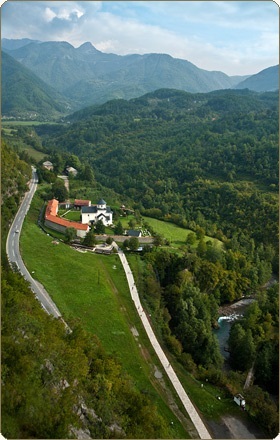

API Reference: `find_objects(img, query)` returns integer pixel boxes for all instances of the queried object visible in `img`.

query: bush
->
[164,334,183,357]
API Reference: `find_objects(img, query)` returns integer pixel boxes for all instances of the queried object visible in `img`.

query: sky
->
[1,0,279,75]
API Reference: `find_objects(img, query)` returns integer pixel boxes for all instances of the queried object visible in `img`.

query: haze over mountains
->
[2,38,278,117]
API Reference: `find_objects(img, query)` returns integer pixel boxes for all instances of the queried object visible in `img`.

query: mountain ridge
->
[234,65,279,92]
[2,38,278,111]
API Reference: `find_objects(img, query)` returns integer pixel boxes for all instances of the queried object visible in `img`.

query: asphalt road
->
[6,167,62,318]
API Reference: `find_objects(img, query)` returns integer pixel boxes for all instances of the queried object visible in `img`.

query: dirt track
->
[208,415,267,439]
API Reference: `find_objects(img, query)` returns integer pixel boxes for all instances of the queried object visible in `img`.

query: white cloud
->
[1,1,278,75]
[44,7,56,22]
[43,3,85,22]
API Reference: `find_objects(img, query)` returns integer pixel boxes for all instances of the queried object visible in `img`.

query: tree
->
[52,179,68,202]
[82,164,95,183]
[196,226,205,240]
[68,154,81,170]
[228,323,247,370]
[196,239,207,257]
[65,227,76,243]
[128,218,137,229]
[186,232,196,245]
[128,237,139,251]
[153,233,164,247]
[83,229,97,247]
[114,221,124,235]
[123,239,129,249]
[95,220,105,234]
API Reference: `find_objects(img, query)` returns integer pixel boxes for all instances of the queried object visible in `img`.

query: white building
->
[81,199,113,226]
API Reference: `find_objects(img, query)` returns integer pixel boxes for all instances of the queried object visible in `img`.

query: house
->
[127,229,142,237]
[81,199,113,226]
[65,166,78,176]
[42,160,54,171]
[74,199,91,210]
[44,199,89,238]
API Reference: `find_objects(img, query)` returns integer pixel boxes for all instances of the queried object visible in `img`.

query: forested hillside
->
[38,88,278,255]
[1,141,32,235]
[1,52,69,119]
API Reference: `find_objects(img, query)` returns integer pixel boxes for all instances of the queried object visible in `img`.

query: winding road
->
[6,167,62,318]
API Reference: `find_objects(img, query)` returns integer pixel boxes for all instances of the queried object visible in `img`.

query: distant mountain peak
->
[77,42,101,54]
[1,37,42,50]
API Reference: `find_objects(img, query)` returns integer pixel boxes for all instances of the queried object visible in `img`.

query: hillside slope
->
[1,51,70,118]
[234,65,279,91]
[37,88,278,252]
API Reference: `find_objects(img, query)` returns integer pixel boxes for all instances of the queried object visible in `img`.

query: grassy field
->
[19,144,46,162]
[20,197,191,438]
[143,216,223,248]
[1,120,63,126]
[118,214,222,249]
[60,210,81,221]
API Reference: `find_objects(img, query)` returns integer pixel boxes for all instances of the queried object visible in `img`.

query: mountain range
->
[2,38,278,116]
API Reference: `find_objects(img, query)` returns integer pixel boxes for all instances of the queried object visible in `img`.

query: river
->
[213,298,256,359]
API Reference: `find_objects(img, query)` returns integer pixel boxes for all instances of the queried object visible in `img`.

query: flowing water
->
[213,298,255,359]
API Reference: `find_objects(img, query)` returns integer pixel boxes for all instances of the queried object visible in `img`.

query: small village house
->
[74,199,91,210]
[127,229,142,237]
[65,166,78,177]
[42,161,54,171]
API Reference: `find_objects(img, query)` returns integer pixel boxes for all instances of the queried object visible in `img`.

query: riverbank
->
[218,297,255,317]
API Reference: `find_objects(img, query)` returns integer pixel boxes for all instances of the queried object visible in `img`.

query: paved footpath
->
[116,246,212,439]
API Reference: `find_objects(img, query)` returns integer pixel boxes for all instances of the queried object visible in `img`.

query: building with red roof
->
[74,199,91,210]
[45,199,89,238]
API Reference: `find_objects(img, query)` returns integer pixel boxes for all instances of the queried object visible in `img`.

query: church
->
[81,199,113,226]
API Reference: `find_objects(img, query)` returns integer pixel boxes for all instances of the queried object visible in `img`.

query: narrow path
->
[58,175,69,191]
[115,244,211,439]
[244,362,255,390]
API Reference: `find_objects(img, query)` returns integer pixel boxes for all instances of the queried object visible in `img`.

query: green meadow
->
[143,216,222,248]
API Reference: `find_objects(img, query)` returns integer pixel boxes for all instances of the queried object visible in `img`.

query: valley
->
[1,37,278,439]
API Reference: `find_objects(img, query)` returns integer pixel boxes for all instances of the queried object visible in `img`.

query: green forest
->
[1,87,279,438]
[38,89,278,251]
